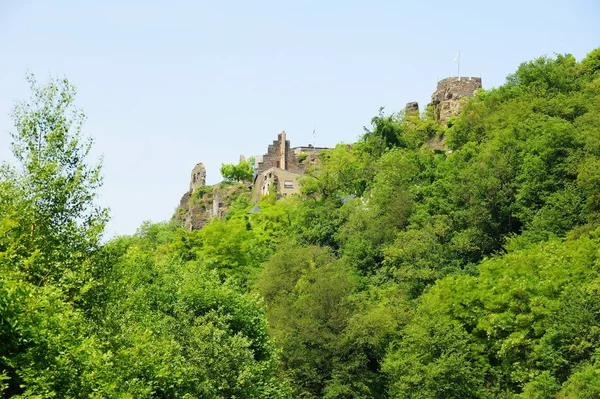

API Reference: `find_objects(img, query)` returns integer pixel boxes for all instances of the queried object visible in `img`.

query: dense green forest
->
[1,49,600,398]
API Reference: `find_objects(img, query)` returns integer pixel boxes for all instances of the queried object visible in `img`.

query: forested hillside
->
[1,49,600,398]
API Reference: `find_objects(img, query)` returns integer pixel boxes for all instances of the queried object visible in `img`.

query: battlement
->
[434,77,482,99]
[437,76,482,85]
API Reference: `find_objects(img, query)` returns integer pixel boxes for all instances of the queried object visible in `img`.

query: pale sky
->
[1,0,598,237]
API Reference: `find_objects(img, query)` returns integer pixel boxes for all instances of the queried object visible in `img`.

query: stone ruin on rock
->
[405,101,419,115]
[177,161,246,230]
[177,162,207,230]
[175,131,329,231]
[189,163,206,192]
[404,77,482,124]
[177,164,250,231]
[252,130,329,201]
[430,77,482,124]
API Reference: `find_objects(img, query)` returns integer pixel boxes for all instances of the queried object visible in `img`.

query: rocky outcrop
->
[175,162,252,231]
[405,101,419,115]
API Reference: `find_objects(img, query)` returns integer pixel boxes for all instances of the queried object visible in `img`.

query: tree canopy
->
[220,156,255,182]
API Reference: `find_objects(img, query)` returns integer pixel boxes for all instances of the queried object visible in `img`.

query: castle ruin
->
[176,131,329,230]
[176,75,483,230]
[430,77,482,124]
[252,131,328,201]
[405,101,419,115]
[189,163,206,192]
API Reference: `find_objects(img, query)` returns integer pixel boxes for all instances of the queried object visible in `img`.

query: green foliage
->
[336,148,421,274]
[0,267,119,397]
[90,231,290,398]
[384,231,600,398]
[297,152,309,163]
[0,76,114,396]
[221,156,254,182]
[507,53,579,94]
[556,361,600,398]
[192,184,211,199]
[300,144,374,198]
[3,49,600,398]
[256,242,403,398]
[361,107,440,156]
[579,48,600,79]
[0,76,290,398]
[256,49,600,396]
[1,74,108,294]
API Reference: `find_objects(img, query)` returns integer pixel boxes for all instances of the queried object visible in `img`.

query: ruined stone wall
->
[255,132,331,177]
[189,163,206,193]
[405,101,419,115]
[177,179,251,230]
[292,145,329,154]
[430,77,482,124]
[178,189,208,230]
[177,162,221,230]
[286,150,306,174]
[255,133,289,176]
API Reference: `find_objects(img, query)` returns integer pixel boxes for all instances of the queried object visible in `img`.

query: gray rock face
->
[430,77,482,124]
[405,101,419,115]
[190,163,206,193]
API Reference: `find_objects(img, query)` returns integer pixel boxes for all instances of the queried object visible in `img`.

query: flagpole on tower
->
[454,51,461,79]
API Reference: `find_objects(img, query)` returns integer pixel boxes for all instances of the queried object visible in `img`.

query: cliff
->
[174,163,252,230]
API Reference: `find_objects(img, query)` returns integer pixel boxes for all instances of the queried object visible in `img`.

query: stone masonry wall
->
[430,77,482,124]
[254,132,330,179]
[255,135,286,176]
[405,101,419,115]
[254,132,308,175]
[189,163,206,193]
[286,148,306,174]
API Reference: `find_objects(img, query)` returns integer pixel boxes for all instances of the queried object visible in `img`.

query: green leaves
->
[87,231,290,398]
[0,75,290,398]
[256,242,400,398]
[385,231,600,398]
[0,267,121,397]
[300,144,373,198]
[220,156,254,182]
[2,74,108,292]
[507,54,579,94]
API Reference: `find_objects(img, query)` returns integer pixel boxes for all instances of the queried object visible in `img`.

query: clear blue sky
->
[1,0,598,237]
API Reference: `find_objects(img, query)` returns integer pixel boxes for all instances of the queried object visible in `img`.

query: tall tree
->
[1,74,108,291]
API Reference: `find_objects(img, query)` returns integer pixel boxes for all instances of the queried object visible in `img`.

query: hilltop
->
[175,74,484,230]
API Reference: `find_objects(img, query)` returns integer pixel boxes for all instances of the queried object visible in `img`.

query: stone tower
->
[430,77,482,124]
[190,163,206,193]
[405,101,419,115]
